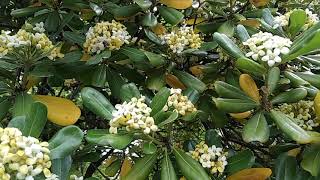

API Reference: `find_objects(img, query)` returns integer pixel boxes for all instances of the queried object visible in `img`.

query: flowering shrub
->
[1,0,320,180]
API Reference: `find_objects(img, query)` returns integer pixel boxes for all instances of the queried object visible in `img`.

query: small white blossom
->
[163,88,197,115]
[33,22,46,33]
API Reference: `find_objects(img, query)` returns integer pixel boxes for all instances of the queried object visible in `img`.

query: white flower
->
[33,22,46,33]
[164,88,197,115]
[243,32,292,67]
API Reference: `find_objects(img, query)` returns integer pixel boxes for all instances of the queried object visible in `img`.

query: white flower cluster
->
[0,127,57,180]
[163,88,197,116]
[276,100,319,130]
[32,22,46,33]
[70,174,84,180]
[189,141,228,174]
[243,32,292,67]
[83,20,131,54]
[274,9,319,30]
[161,26,202,54]
[0,23,63,60]
[109,96,158,134]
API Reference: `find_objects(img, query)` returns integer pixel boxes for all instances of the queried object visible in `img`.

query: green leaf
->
[142,12,158,27]
[123,153,158,180]
[242,112,269,143]
[86,129,133,149]
[236,24,250,42]
[301,145,320,176]
[52,156,72,180]
[151,87,170,116]
[12,92,34,117]
[49,125,84,159]
[157,111,179,127]
[294,72,320,89]
[159,6,184,25]
[45,11,60,32]
[120,83,141,102]
[86,50,111,65]
[144,51,166,67]
[106,67,126,99]
[8,116,26,131]
[226,150,255,174]
[267,67,280,94]
[143,142,157,154]
[121,47,147,63]
[146,71,166,91]
[205,129,222,147]
[0,61,19,71]
[289,9,307,38]
[144,29,163,45]
[134,0,152,10]
[114,4,141,18]
[275,153,298,180]
[11,7,46,17]
[183,88,199,104]
[173,148,211,180]
[23,102,47,138]
[0,97,11,120]
[81,87,115,120]
[271,88,307,104]
[91,65,107,87]
[63,31,85,47]
[161,150,178,180]
[218,21,235,37]
[105,159,122,176]
[173,70,206,93]
[213,32,244,59]
[235,57,267,76]
[213,98,259,113]
[214,81,252,101]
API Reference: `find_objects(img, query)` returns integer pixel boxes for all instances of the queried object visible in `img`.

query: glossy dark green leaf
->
[218,21,235,37]
[86,50,111,65]
[86,129,133,149]
[226,150,255,174]
[13,92,34,117]
[161,150,178,180]
[213,98,259,113]
[114,4,141,18]
[23,102,47,138]
[267,67,280,94]
[63,31,85,47]
[91,65,107,87]
[173,148,210,180]
[8,116,26,131]
[120,83,141,102]
[271,88,307,104]
[106,67,126,99]
[183,88,199,104]
[294,72,320,89]
[144,29,163,45]
[236,24,250,42]
[157,111,179,127]
[235,57,267,76]
[275,153,298,180]
[159,6,184,25]
[173,70,206,93]
[45,11,60,32]
[205,129,222,147]
[11,7,46,17]
[142,12,157,27]
[151,87,170,116]
[0,97,11,120]
[242,112,269,143]
[134,0,152,10]
[121,47,147,63]
[49,125,84,159]
[123,153,158,180]
[146,71,166,91]
[144,51,166,67]
[301,145,320,176]
[213,32,244,59]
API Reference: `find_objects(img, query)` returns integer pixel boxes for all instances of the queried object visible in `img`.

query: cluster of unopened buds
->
[243,31,292,67]
[274,9,319,30]
[161,26,202,54]
[0,127,58,180]
[189,141,228,174]
[83,20,131,54]
[276,100,319,130]
[109,96,158,134]
[163,88,197,116]
[0,22,63,60]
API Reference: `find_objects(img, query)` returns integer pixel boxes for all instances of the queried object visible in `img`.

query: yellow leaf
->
[185,18,206,25]
[165,74,186,90]
[314,92,320,119]
[104,156,117,167]
[32,95,81,126]
[189,65,204,76]
[180,176,187,180]
[287,148,301,157]
[227,168,272,180]
[230,111,252,119]
[239,19,261,28]
[239,74,260,102]
[151,24,167,35]
[160,0,193,9]
[120,157,132,179]
[249,0,270,7]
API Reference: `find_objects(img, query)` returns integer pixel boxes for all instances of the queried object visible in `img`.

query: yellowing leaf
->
[185,18,206,25]
[239,19,261,28]
[230,111,252,119]
[32,95,81,126]
[104,156,118,167]
[249,0,270,7]
[314,92,320,119]
[165,74,186,90]
[180,176,187,180]
[81,53,91,61]
[151,23,167,35]
[287,148,301,157]
[160,0,193,9]
[189,65,204,76]
[239,74,260,102]
[120,157,132,179]
[227,168,272,180]
[26,75,41,90]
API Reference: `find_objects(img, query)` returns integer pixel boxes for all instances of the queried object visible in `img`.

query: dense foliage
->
[1,0,320,179]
